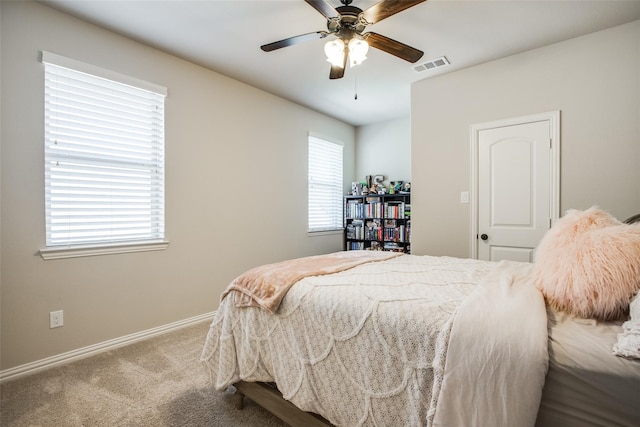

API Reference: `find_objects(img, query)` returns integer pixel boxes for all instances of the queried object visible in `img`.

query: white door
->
[472,112,560,262]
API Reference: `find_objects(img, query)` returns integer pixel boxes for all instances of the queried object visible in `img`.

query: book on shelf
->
[365,219,382,241]
[383,242,400,251]
[346,220,364,240]
[364,201,383,218]
[384,201,405,219]
[382,225,405,243]
[346,200,364,219]
[348,241,365,250]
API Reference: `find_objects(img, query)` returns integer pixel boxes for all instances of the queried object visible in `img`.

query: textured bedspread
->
[201,253,548,426]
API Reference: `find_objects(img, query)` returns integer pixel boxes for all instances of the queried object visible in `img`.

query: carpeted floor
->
[0,321,288,427]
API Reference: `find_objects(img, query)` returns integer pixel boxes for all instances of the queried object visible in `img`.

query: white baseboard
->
[0,311,216,383]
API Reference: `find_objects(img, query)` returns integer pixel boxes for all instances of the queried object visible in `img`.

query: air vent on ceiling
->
[413,56,450,73]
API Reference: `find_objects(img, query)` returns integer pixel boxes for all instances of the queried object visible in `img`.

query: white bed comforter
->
[201,254,548,427]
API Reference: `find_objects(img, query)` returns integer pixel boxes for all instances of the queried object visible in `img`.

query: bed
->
[536,308,640,426]
[201,209,640,426]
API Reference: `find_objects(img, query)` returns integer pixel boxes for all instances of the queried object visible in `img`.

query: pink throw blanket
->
[222,250,402,313]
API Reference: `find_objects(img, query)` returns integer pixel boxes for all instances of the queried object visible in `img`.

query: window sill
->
[39,240,170,260]
[307,229,344,237]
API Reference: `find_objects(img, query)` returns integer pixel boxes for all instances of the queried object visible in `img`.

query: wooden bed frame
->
[233,381,332,426]
[624,213,640,224]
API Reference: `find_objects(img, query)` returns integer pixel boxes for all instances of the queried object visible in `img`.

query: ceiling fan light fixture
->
[263,0,427,80]
[324,39,345,67]
[348,38,369,67]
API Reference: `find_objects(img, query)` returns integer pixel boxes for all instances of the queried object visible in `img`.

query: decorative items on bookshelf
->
[350,175,410,196]
[344,193,411,253]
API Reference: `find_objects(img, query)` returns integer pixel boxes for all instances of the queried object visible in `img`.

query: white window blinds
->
[308,135,343,232]
[43,52,166,248]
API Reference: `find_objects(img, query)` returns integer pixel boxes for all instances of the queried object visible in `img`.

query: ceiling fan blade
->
[329,65,345,80]
[361,0,427,25]
[329,48,348,80]
[305,0,339,19]
[364,32,424,63]
[261,31,328,52]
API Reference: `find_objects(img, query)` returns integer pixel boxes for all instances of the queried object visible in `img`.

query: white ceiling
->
[40,0,640,126]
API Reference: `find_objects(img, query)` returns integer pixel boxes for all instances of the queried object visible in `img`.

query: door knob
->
[480,234,488,241]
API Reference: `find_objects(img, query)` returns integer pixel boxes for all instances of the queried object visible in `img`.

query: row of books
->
[346,219,411,242]
[383,242,405,251]
[345,201,411,219]
[347,242,408,252]
[385,203,411,219]
[347,241,365,250]
[384,225,408,243]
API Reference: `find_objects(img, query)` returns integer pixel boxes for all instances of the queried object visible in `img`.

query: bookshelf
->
[344,193,411,253]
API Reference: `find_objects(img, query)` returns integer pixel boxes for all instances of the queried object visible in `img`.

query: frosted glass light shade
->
[324,39,345,67]
[348,38,369,66]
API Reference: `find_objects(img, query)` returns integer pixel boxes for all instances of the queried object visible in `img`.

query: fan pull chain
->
[354,67,358,100]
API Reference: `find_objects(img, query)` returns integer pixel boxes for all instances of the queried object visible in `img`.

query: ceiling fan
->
[260,0,426,79]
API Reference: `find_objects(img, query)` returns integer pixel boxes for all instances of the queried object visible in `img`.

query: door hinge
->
[549,139,552,149]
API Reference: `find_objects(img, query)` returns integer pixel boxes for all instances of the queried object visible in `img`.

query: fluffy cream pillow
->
[533,207,640,321]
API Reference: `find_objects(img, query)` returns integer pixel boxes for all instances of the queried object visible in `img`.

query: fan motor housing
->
[328,6,367,33]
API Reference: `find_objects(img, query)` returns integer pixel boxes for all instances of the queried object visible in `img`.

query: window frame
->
[307,134,344,235]
[39,52,169,260]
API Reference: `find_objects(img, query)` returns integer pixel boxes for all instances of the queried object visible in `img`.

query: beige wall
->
[355,117,411,188]
[0,1,355,370]
[0,0,3,374]
[411,20,640,258]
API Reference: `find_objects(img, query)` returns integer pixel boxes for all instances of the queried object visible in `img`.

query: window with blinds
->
[308,135,343,232]
[42,52,167,251]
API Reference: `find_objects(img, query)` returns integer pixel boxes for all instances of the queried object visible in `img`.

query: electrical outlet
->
[50,310,64,329]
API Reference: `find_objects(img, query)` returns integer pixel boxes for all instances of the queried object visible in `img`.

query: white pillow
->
[613,291,640,359]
